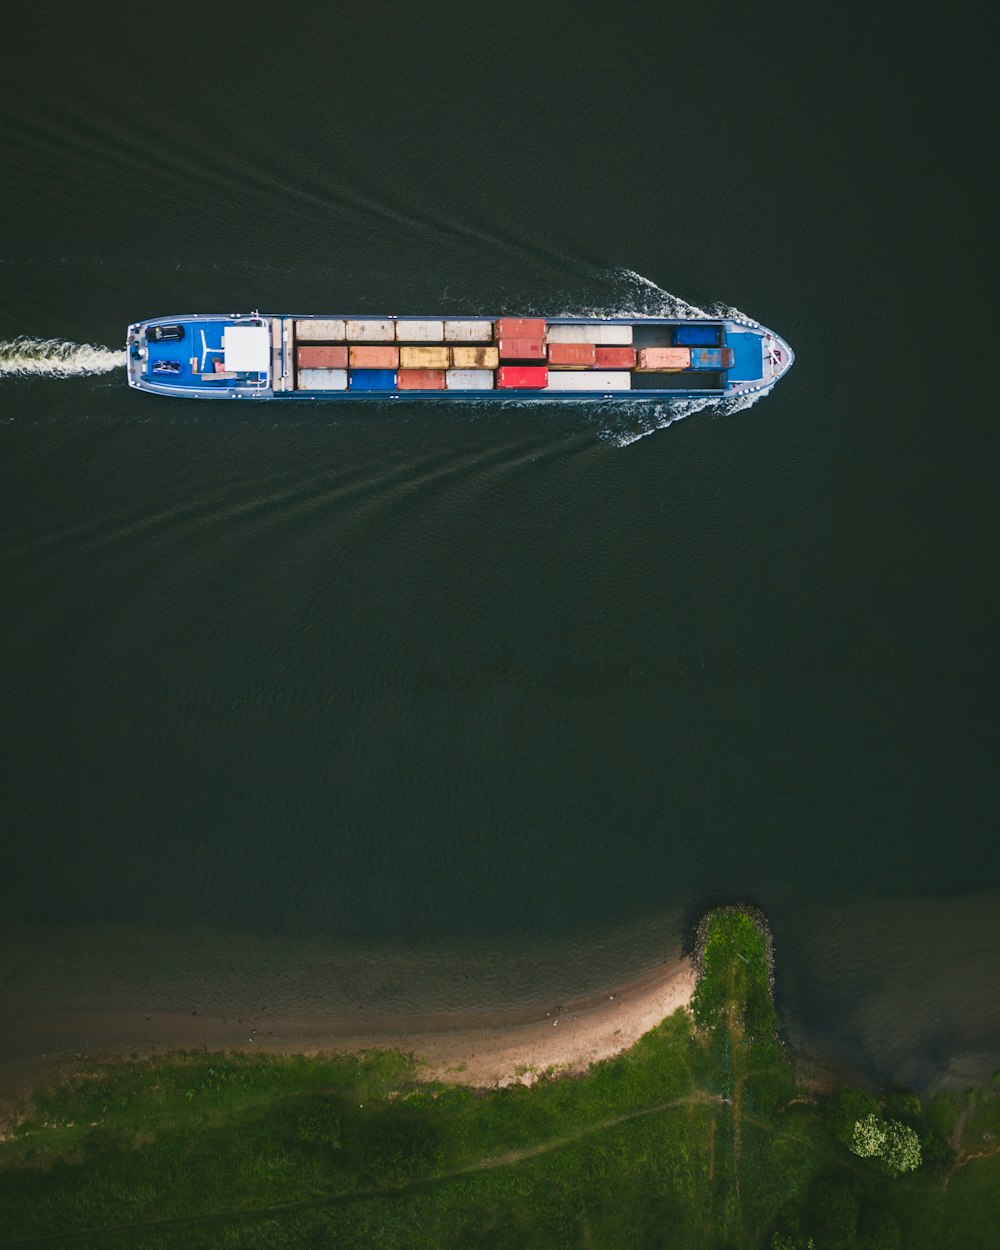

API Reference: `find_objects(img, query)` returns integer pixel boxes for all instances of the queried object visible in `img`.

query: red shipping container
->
[348,344,400,369]
[497,337,546,360]
[548,342,596,368]
[495,318,546,341]
[397,369,447,390]
[297,345,348,369]
[497,366,548,389]
[594,346,636,369]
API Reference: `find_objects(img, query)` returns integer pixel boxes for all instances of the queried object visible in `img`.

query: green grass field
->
[1,910,996,1249]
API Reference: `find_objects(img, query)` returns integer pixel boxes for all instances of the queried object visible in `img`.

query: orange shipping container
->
[349,344,400,369]
[548,342,597,368]
[397,369,446,390]
[495,318,546,341]
[399,345,450,370]
[297,345,348,369]
[497,337,546,360]
[635,347,691,371]
[450,345,499,369]
[594,346,636,369]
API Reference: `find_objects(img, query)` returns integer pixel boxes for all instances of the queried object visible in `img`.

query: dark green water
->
[1,6,995,1088]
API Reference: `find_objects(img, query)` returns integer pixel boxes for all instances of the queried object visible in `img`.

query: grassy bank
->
[1,909,997,1248]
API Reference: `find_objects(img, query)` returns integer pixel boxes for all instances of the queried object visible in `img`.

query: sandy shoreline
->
[0,956,696,1096]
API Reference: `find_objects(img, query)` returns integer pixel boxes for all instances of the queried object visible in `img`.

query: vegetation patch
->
[1,908,997,1249]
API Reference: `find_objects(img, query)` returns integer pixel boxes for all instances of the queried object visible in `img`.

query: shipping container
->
[446,369,494,390]
[399,345,450,370]
[673,324,720,347]
[297,367,347,390]
[497,337,546,360]
[297,345,348,369]
[395,320,445,342]
[594,346,636,368]
[450,345,499,369]
[636,347,691,371]
[349,344,400,369]
[443,319,493,342]
[544,371,632,391]
[348,369,397,391]
[494,318,547,341]
[497,365,548,389]
[345,319,395,342]
[688,347,733,370]
[397,369,447,390]
[547,342,597,368]
[546,323,633,345]
[295,319,346,341]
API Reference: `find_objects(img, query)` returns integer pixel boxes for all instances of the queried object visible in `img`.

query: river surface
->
[0,6,995,1090]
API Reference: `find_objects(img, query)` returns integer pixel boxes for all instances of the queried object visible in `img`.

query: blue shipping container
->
[673,324,720,347]
[349,369,397,391]
[689,348,725,370]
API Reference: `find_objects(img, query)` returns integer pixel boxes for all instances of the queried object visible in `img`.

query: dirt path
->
[0,1090,721,1249]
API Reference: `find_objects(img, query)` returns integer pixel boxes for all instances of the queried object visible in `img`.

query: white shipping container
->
[345,319,395,342]
[297,367,347,391]
[544,370,632,391]
[545,323,634,345]
[295,319,346,341]
[395,319,445,341]
[445,369,494,390]
[443,320,493,342]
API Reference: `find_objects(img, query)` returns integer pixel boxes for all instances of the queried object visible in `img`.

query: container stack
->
[290,318,640,392]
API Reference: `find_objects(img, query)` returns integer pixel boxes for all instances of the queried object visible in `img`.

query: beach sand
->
[0,955,696,1096]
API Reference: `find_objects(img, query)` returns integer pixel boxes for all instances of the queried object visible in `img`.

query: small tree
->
[850,1112,921,1176]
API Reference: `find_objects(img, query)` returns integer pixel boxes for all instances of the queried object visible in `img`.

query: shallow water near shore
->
[0,8,995,1093]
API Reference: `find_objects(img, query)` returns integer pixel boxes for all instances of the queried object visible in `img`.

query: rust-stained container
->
[397,369,447,390]
[497,365,548,389]
[446,369,494,389]
[636,347,691,371]
[345,319,395,342]
[495,318,546,341]
[395,319,444,342]
[297,367,347,391]
[594,346,636,368]
[497,337,546,360]
[444,319,493,342]
[297,345,348,369]
[349,344,400,369]
[295,319,346,341]
[450,345,499,369]
[548,342,597,368]
[399,345,451,370]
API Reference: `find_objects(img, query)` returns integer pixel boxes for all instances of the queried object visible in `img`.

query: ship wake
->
[0,337,126,377]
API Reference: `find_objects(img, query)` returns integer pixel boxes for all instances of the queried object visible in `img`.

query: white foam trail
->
[0,337,126,377]
[598,391,765,448]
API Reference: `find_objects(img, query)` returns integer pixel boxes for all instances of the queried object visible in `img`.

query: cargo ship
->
[126,314,793,401]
